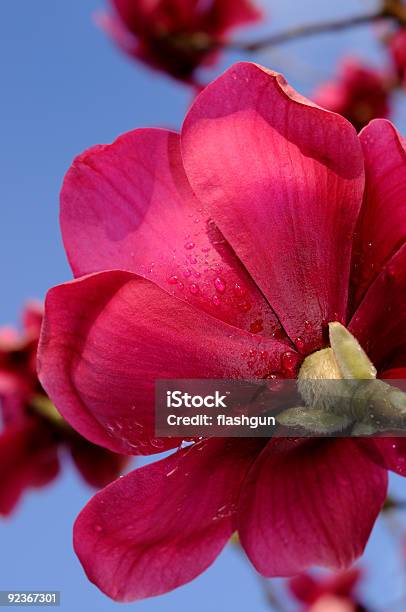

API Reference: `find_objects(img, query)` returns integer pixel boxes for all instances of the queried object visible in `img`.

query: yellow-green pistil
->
[277,322,406,435]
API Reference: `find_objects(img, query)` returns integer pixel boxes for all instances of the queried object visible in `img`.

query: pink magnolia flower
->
[289,569,367,612]
[313,58,390,132]
[0,303,128,515]
[38,62,406,601]
[389,28,406,85]
[99,0,262,83]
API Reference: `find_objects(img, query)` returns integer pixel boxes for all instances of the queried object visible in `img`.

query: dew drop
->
[167,275,178,285]
[250,319,263,334]
[273,327,285,340]
[281,351,296,373]
[238,301,252,313]
[304,320,312,332]
[295,337,305,352]
[184,241,195,250]
[190,283,200,295]
[214,277,226,293]
[212,295,221,306]
[132,421,144,435]
[233,282,246,297]
[183,268,192,278]
[150,438,164,449]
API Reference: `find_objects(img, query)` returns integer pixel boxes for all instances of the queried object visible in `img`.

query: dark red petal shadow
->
[349,244,406,371]
[351,120,406,310]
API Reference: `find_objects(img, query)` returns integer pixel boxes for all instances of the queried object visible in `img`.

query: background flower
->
[289,569,367,612]
[0,303,129,515]
[312,58,391,131]
[99,0,262,84]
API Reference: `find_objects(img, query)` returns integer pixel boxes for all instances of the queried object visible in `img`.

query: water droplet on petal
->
[150,438,164,449]
[214,277,226,293]
[295,337,305,352]
[167,275,178,285]
[233,282,246,297]
[238,301,252,313]
[212,295,220,306]
[281,351,296,373]
[190,283,199,295]
[250,319,263,334]
[184,241,195,250]
[304,320,312,332]
[273,328,285,340]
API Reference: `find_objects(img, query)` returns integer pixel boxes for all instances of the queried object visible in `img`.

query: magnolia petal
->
[182,62,364,352]
[74,438,263,601]
[349,244,406,372]
[351,120,406,309]
[238,438,387,576]
[38,270,296,456]
[61,128,281,335]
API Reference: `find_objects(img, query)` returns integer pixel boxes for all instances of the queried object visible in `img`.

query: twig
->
[383,497,406,512]
[227,9,393,52]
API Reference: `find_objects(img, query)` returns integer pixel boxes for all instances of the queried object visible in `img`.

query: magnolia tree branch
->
[383,497,406,511]
[225,3,406,52]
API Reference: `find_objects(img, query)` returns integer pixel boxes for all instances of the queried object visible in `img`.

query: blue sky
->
[1,1,406,610]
